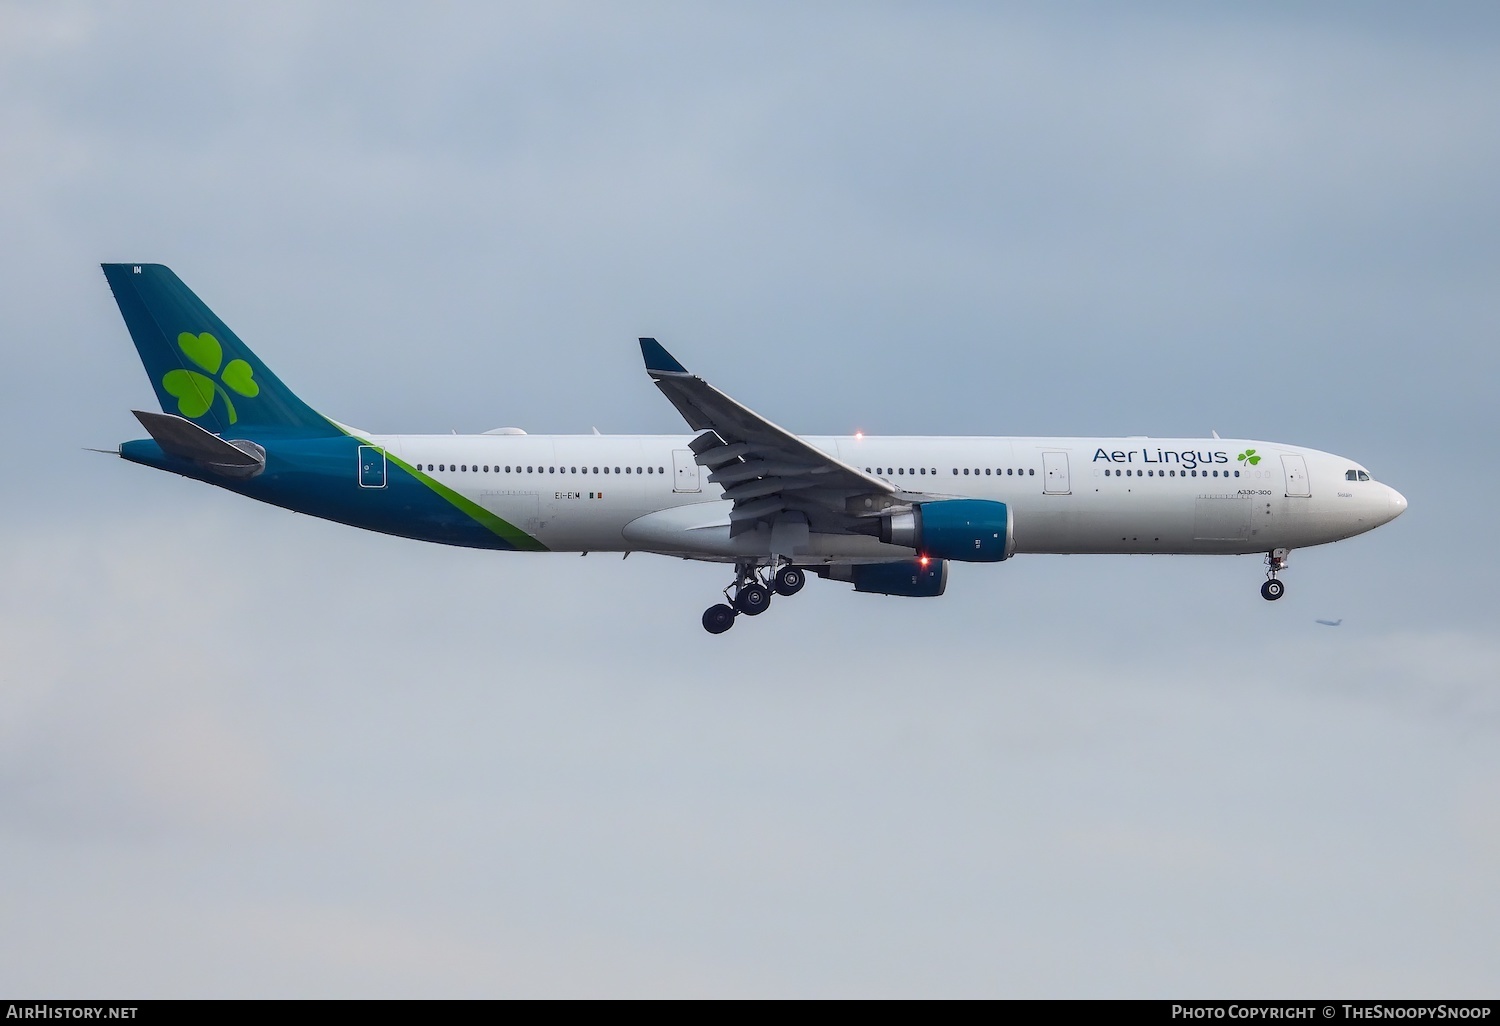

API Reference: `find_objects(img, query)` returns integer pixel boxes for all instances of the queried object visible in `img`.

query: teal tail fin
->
[102,263,339,437]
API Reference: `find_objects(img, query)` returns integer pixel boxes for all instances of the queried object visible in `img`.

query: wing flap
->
[639,338,897,538]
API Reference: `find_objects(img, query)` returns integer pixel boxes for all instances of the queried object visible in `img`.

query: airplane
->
[101,264,1408,634]
[1315,619,1344,627]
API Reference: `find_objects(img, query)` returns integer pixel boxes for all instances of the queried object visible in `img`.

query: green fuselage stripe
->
[343,429,549,551]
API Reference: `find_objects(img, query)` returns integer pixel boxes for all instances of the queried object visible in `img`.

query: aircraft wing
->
[639,338,905,538]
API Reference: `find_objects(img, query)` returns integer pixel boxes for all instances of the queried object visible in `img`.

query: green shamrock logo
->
[161,332,259,424]
[1237,449,1261,466]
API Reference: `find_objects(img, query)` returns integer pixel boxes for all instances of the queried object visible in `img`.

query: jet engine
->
[878,499,1013,562]
[818,559,948,597]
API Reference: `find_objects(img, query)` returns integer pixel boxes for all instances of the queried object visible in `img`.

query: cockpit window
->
[1358,471,1370,481]
[1346,470,1358,481]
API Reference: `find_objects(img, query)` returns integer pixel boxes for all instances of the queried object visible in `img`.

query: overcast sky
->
[2,1,1497,997]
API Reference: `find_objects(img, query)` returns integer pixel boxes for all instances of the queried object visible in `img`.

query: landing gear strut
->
[1261,548,1289,601]
[700,560,806,633]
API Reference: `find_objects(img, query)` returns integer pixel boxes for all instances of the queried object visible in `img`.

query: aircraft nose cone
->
[1388,486,1408,519]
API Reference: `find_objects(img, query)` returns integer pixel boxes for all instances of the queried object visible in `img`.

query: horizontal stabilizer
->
[132,410,265,476]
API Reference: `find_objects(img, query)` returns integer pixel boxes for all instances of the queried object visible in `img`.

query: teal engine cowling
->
[878,499,1013,562]
[817,559,948,597]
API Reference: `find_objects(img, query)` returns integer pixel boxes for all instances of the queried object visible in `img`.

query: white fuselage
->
[372,433,1406,562]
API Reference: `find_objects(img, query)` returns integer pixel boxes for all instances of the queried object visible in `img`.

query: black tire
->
[773,566,806,597]
[702,603,736,633]
[734,583,772,616]
[1261,579,1285,601]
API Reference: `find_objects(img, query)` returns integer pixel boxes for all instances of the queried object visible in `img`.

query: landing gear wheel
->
[1261,579,1285,601]
[734,583,772,616]
[773,566,806,597]
[702,603,737,634]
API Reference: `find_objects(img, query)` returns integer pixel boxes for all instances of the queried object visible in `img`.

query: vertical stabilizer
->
[102,263,338,437]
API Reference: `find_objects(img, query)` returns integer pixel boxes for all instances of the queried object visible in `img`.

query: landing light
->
[919,556,930,567]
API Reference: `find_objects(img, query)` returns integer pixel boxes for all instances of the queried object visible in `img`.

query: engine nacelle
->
[878,499,1012,562]
[818,559,948,597]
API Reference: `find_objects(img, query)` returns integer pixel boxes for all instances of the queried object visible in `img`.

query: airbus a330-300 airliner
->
[103,264,1407,633]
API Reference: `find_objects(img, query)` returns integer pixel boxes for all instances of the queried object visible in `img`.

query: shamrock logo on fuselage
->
[162,332,259,424]
[1237,448,1261,466]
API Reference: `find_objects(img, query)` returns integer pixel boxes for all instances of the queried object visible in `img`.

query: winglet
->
[639,337,688,375]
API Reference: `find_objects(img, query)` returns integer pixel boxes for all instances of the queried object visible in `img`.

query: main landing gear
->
[1260,547,1290,601]
[701,561,807,634]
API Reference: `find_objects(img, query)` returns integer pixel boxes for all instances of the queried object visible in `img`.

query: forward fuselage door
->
[1042,451,1071,495]
[672,449,701,493]
[1281,454,1311,497]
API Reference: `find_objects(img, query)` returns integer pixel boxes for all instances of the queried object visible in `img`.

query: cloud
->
[0,517,277,840]
[0,505,1495,994]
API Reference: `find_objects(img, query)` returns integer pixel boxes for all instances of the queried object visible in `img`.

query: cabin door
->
[1042,452,1071,494]
[672,449,701,493]
[1281,454,1311,497]
[357,445,386,488]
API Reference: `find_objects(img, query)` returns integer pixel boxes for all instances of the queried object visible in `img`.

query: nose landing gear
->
[701,560,807,633]
[1261,548,1289,601]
